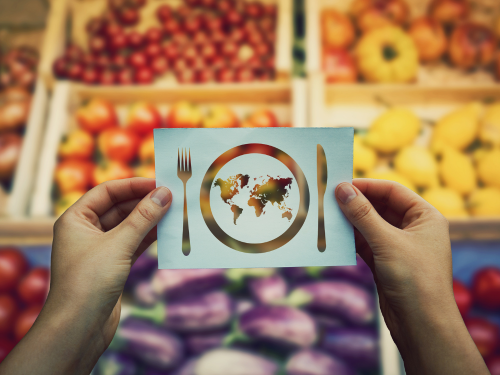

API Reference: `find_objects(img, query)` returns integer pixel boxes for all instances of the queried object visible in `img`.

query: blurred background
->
[1,0,500,374]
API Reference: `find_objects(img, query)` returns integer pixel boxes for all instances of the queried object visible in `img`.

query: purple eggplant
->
[321,327,379,371]
[234,305,317,348]
[249,274,287,305]
[321,255,374,289]
[152,269,227,300]
[311,313,346,329]
[282,267,312,282]
[94,351,138,375]
[185,331,227,355]
[134,280,160,307]
[113,317,184,370]
[133,291,233,332]
[285,349,355,375]
[288,281,375,326]
[195,349,278,375]
[172,358,198,375]
[126,253,158,288]
[235,299,255,315]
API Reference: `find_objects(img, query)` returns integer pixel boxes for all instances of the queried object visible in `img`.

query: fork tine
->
[182,148,185,171]
[177,149,180,171]
[188,149,191,172]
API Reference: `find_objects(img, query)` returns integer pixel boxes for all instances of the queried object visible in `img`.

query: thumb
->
[335,182,389,243]
[117,186,172,248]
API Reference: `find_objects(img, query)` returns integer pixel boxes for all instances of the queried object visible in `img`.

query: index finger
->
[73,178,157,217]
[353,178,433,217]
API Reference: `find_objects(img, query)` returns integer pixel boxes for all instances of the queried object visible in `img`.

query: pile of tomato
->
[453,267,500,373]
[0,248,50,363]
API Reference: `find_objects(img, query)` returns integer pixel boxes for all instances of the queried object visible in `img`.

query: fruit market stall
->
[39,0,292,87]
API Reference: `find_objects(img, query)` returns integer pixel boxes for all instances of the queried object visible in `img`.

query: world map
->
[213,174,294,225]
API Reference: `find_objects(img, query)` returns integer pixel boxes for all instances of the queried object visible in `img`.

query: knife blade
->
[317,144,327,252]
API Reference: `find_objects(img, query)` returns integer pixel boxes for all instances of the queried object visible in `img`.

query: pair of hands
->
[0,177,489,375]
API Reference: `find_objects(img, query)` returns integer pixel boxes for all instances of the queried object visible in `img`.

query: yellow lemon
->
[394,146,439,188]
[480,103,500,147]
[477,148,500,189]
[439,147,477,196]
[54,191,86,216]
[468,188,500,217]
[421,188,468,217]
[365,108,421,154]
[365,170,416,192]
[432,102,482,153]
[353,135,377,174]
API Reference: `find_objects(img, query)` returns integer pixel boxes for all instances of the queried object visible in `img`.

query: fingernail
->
[151,187,172,207]
[336,183,357,204]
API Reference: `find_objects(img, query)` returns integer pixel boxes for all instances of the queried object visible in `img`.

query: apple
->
[135,67,154,84]
[184,16,203,35]
[89,36,107,55]
[259,17,275,33]
[0,133,22,181]
[171,32,190,48]
[76,99,118,134]
[204,15,224,33]
[139,133,155,163]
[409,17,447,63]
[99,69,117,85]
[128,51,147,69]
[196,68,216,83]
[151,56,169,75]
[449,23,496,69]
[247,30,265,47]
[81,67,99,84]
[127,31,144,49]
[109,32,128,52]
[156,4,172,22]
[216,0,234,13]
[428,0,469,27]
[263,3,277,18]
[92,161,134,187]
[182,45,198,64]
[200,43,217,62]
[176,69,197,84]
[229,28,247,44]
[175,5,192,19]
[191,57,206,72]
[200,0,215,8]
[192,31,209,47]
[104,23,123,39]
[59,129,94,160]
[116,6,139,26]
[244,2,263,18]
[163,42,179,63]
[221,41,239,58]
[163,19,181,35]
[64,45,84,61]
[173,58,189,73]
[98,128,140,163]
[321,9,355,50]
[225,9,243,27]
[86,17,107,35]
[203,105,239,128]
[126,102,162,135]
[55,160,94,194]
[210,30,226,47]
[254,43,272,58]
[216,67,236,83]
[322,49,358,83]
[351,0,409,33]
[235,67,255,82]
[117,67,135,85]
[211,56,226,70]
[94,54,111,69]
[67,62,84,81]
[145,43,162,59]
[243,109,278,128]
[110,54,127,69]
[145,27,163,44]
[166,102,202,128]
[183,0,199,8]
[52,57,69,78]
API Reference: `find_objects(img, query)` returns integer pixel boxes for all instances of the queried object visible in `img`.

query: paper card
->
[154,128,355,269]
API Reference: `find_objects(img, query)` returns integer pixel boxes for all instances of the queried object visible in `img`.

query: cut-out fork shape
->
[177,148,192,256]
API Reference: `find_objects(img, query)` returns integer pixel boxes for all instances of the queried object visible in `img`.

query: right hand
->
[335,179,488,375]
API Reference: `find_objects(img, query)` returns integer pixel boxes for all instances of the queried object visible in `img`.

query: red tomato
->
[126,102,162,136]
[465,317,500,358]
[54,160,94,194]
[0,294,18,334]
[472,267,500,311]
[17,268,50,305]
[241,109,279,128]
[453,279,472,316]
[0,337,15,363]
[92,161,134,187]
[14,305,42,342]
[487,356,500,375]
[76,99,118,135]
[139,134,155,163]
[58,129,95,160]
[98,128,140,163]
[0,249,28,293]
[322,49,358,83]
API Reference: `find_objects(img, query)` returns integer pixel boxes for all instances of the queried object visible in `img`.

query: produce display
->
[354,101,500,217]
[52,0,278,85]
[93,252,380,375]
[0,46,39,191]
[53,99,289,215]
[321,0,500,84]
[0,247,50,363]
[453,266,500,373]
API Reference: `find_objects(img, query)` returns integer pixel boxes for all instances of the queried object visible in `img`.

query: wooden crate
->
[29,81,306,217]
[39,0,293,90]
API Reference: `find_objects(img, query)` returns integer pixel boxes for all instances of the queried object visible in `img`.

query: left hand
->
[1,178,172,375]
